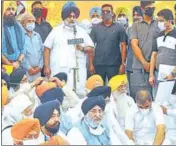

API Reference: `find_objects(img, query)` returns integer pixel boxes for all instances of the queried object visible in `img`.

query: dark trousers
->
[95,65,120,83]
[129,69,152,100]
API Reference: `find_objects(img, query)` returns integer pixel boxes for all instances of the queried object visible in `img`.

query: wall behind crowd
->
[3,1,176,27]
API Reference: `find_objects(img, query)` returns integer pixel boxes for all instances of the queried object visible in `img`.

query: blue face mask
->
[84,115,99,129]
[103,13,113,21]
[45,123,60,134]
[25,23,35,32]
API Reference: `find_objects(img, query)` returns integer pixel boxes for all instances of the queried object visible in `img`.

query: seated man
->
[160,81,176,145]
[67,96,110,145]
[2,118,40,145]
[34,100,69,144]
[125,89,166,145]
[108,74,135,130]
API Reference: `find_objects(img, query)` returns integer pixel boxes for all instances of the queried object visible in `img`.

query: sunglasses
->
[68,15,76,19]
[102,10,112,14]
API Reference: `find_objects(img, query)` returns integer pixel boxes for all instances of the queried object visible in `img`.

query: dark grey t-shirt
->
[90,22,126,66]
[130,20,160,69]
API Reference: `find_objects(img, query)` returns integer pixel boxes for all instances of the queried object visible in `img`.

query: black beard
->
[45,123,60,134]
[3,15,16,26]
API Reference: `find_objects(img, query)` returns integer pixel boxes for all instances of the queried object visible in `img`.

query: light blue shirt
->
[22,31,43,70]
[2,25,25,61]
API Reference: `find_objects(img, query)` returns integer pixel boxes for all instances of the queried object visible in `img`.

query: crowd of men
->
[1,0,176,145]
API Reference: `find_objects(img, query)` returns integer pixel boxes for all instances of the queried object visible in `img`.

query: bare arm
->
[153,124,165,145]
[2,55,12,65]
[150,52,157,76]
[44,47,51,78]
[121,42,127,64]
[125,130,134,141]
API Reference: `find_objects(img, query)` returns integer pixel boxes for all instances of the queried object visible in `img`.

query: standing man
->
[43,3,95,96]
[149,9,176,95]
[174,4,176,26]
[130,0,160,98]
[2,2,25,70]
[90,4,127,83]
[31,1,52,43]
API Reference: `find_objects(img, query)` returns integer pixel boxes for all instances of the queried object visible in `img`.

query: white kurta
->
[44,24,94,96]
[125,102,165,145]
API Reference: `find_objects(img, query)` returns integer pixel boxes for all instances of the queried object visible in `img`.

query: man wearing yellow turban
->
[108,74,135,130]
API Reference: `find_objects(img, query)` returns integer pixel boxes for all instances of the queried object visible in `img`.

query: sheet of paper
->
[157,64,175,81]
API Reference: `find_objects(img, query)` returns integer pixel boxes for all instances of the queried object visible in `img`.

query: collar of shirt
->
[24,30,37,36]
[140,18,156,25]
[35,19,46,26]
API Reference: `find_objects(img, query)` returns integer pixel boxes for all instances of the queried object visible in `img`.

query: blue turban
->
[40,88,64,104]
[10,68,26,87]
[133,6,143,17]
[87,86,111,99]
[81,96,105,115]
[61,1,80,20]
[54,72,68,83]
[34,100,60,126]
[89,7,101,17]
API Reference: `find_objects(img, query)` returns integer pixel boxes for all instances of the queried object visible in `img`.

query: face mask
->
[117,17,128,25]
[91,17,102,24]
[84,115,99,129]
[25,23,35,32]
[158,22,166,31]
[32,8,42,18]
[145,7,155,17]
[3,15,15,26]
[169,94,176,103]
[64,20,76,28]
[23,139,38,145]
[103,13,113,21]
[139,108,150,116]
[45,123,60,134]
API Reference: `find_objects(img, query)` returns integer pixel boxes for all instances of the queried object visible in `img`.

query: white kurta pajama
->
[44,24,94,96]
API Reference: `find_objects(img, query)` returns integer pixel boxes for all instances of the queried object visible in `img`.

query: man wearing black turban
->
[67,96,110,145]
[43,2,95,97]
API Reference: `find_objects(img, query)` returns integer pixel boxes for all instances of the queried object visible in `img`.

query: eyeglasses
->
[68,15,76,19]
[102,10,111,14]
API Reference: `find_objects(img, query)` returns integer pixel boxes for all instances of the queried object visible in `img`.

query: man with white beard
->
[108,74,135,130]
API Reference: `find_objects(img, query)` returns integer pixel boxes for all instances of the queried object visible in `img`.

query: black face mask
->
[145,7,155,17]
[3,15,15,26]
[45,123,60,134]
[32,8,42,18]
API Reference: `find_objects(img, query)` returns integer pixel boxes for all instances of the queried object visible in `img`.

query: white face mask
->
[91,17,102,24]
[23,139,38,145]
[117,17,127,25]
[139,108,150,116]
[20,82,30,90]
[25,23,35,32]
[158,22,166,31]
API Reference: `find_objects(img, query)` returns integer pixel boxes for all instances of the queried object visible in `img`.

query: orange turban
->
[40,136,69,145]
[2,85,8,107]
[35,82,57,97]
[11,118,40,141]
[86,75,104,90]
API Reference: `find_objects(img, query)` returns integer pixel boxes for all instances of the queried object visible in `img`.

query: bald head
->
[135,89,152,105]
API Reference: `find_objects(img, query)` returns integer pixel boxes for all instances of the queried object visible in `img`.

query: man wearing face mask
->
[116,7,129,30]
[90,4,127,83]
[149,9,176,95]
[20,13,43,83]
[108,74,135,130]
[2,2,25,70]
[31,1,52,43]
[44,2,94,97]
[125,89,166,145]
[130,0,160,99]
[67,96,110,145]
[126,6,143,96]
[34,100,69,144]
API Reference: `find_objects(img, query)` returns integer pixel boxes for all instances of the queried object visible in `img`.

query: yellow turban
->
[2,85,8,107]
[3,1,17,13]
[115,7,130,16]
[108,74,128,91]
[86,75,104,90]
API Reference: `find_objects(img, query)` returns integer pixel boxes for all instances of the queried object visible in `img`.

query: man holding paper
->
[43,2,94,96]
[149,9,176,95]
